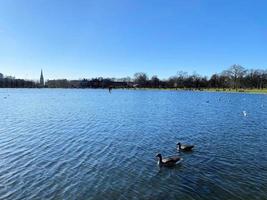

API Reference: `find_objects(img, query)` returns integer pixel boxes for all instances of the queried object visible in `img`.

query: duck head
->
[155,153,162,159]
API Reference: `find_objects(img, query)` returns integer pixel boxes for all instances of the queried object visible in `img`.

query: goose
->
[177,142,194,151]
[156,153,182,167]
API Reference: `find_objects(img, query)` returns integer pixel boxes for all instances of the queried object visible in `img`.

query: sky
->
[0,0,267,80]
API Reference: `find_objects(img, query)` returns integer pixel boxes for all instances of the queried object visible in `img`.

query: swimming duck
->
[177,142,194,151]
[156,153,182,167]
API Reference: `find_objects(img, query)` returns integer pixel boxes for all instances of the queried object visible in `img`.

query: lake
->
[0,89,267,200]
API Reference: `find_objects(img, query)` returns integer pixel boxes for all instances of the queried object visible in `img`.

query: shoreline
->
[131,88,267,95]
[1,87,267,95]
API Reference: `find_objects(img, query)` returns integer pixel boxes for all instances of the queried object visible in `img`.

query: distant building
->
[0,73,3,79]
[40,69,45,87]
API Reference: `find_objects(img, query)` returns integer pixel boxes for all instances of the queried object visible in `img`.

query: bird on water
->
[156,153,182,167]
[109,86,112,93]
[177,142,194,151]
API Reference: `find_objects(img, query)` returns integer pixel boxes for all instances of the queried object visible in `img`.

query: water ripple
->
[0,89,267,199]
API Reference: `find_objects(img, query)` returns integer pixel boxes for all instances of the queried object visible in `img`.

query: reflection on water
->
[0,89,267,199]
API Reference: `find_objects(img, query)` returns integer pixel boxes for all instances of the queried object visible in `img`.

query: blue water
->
[0,89,267,200]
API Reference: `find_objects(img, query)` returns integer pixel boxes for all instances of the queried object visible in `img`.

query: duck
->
[156,153,182,167]
[177,142,194,151]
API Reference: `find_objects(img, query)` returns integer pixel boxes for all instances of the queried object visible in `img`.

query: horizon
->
[1,0,267,80]
[1,64,267,82]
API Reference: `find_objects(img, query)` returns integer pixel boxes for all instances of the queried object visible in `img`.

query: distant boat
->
[243,111,247,117]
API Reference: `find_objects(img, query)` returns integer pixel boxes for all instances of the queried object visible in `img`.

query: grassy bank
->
[203,88,267,94]
[125,87,267,94]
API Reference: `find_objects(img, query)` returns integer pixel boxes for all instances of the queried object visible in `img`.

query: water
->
[0,89,267,200]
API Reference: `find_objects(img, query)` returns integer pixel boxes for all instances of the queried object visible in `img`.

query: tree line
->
[0,73,38,88]
[1,65,267,89]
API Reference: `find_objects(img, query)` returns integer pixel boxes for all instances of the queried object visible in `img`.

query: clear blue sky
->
[0,0,267,80]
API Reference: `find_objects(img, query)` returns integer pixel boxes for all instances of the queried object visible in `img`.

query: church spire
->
[40,69,44,87]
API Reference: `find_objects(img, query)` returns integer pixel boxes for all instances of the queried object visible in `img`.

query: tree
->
[120,76,132,83]
[134,72,148,87]
[176,71,188,88]
[223,64,246,90]
[150,75,160,88]
[167,76,177,88]
[209,74,220,88]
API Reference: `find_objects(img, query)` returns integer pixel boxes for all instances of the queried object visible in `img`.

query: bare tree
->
[223,64,246,90]
[134,72,149,87]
